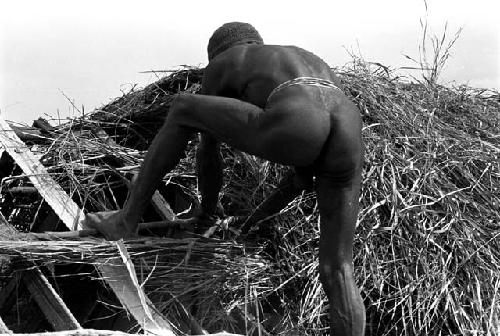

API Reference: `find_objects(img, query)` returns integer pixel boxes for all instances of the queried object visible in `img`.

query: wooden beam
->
[0,117,175,336]
[0,315,12,334]
[3,330,133,336]
[9,304,49,334]
[22,268,82,330]
[6,330,243,336]
[151,190,176,220]
[91,126,200,334]
[0,211,81,332]
[0,118,84,230]
[0,273,19,314]
[29,218,197,239]
[89,128,201,334]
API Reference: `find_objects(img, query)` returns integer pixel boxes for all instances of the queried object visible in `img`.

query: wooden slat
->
[151,191,175,220]
[7,330,243,336]
[0,276,18,313]
[92,126,202,334]
[0,118,83,230]
[91,126,190,333]
[22,268,82,330]
[0,315,12,334]
[0,212,81,332]
[98,263,174,335]
[0,117,175,336]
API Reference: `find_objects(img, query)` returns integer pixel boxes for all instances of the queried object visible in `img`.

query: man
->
[85,22,365,335]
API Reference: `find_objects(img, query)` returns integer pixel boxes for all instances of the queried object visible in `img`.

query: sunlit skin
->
[84,24,366,335]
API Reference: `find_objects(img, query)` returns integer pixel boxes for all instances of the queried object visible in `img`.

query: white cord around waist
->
[267,77,342,103]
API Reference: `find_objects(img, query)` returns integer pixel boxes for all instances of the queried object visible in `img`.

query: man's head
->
[207,22,263,61]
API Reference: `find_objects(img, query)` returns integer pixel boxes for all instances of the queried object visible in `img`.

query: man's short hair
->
[207,22,263,60]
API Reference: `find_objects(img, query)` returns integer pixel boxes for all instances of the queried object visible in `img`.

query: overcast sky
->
[1,0,498,124]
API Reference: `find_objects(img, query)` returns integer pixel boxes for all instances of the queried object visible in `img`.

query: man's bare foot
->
[83,210,138,240]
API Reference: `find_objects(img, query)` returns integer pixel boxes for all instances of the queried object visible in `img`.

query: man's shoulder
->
[206,45,305,75]
[202,51,243,95]
[202,44,331,95]
[209,44,299,65]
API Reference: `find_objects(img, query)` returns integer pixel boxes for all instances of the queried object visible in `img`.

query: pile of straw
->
[0,58,499,335]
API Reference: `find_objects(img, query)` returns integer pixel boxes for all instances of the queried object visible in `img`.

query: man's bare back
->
[205,44,342,106]
[85,22,365,335]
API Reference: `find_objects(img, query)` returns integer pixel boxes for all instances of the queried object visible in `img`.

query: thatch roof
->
[0,59,499,335]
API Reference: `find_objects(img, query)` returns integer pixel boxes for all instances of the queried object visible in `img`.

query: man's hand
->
[185,205,244,237]
[83,210,138,240]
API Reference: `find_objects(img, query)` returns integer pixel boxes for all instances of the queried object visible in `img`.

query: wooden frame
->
[0,118,174,336]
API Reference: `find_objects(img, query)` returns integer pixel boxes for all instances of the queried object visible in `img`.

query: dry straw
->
[0,56,499,335]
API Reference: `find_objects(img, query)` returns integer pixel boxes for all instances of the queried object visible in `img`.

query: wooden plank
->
[0,276,18,313]
[99,263,173,335]
[0,211,81,331]
[151,191,175,220]
[0,315,12,334]
[0,118,84,230]
[29,218,196,239]
[0,117,175,336]
[6,330,243,336]
[22,268,82,330]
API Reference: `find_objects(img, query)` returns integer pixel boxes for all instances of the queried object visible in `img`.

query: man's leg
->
[170,94,330,166]
[84,113,196,240]
[313,98,366,335]
[315,173,365,335]
[121,112,195,225]
[122,94,264,224]
[122,93,329,229]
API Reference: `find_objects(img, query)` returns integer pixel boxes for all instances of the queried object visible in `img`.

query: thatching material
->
[338,60,500,335]
[0,58,499,335]
[89,68,203,150]
[10,331,136,336]
[9,330,243,336]
[0,236,268,333]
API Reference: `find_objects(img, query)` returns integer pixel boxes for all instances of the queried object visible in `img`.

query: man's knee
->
[168,94,193,122]
[314,137,363,190]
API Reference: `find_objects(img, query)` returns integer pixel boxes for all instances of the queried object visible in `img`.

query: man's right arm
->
[195,63,227,218]
[239,167,313,234]
[196,133,223,217]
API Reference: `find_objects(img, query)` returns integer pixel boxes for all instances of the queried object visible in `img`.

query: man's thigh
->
[172,93,331,167]
[313,99,363,181]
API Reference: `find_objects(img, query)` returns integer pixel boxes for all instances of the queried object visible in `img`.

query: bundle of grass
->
[340,60,499,335]
[0,235,272,333]
[258,59,500,334]
[0,56,498,335]
[0,70,278,334]
[89,68,203,150]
